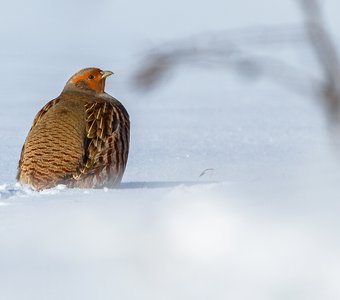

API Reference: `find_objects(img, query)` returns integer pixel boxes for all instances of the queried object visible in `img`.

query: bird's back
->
[17,98,86,190]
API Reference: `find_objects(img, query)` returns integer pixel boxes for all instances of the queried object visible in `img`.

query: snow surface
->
[1,0,340,299]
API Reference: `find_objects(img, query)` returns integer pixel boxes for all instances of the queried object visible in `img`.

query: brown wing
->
[73,100,130,187]
[17,98,61,181]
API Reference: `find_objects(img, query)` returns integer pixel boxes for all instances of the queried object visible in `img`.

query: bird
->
[17,67,130,191]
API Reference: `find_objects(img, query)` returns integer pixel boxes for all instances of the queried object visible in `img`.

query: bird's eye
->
[88,74,94,80]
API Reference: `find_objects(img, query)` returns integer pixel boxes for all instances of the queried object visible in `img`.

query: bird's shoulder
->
[31,92,129,130]
[31,98,62,127]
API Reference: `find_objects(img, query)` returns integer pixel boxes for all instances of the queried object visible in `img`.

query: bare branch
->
[133,26,319,95]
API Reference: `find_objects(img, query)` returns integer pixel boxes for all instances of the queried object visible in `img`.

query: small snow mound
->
[0,184,8,191]
[40,184,67,195]
[0,183,29,199]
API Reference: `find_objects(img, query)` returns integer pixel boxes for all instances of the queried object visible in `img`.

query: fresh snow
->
[1,0,340,299]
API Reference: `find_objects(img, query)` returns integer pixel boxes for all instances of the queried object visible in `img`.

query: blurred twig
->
[198,168,215,179]
[299,0,340,126]
[154,24,307,51]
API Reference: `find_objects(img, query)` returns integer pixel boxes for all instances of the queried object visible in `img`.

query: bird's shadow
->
[119,181,217,189]
[0,181,218,201]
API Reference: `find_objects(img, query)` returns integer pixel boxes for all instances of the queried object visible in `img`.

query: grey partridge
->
[17,67,130,190]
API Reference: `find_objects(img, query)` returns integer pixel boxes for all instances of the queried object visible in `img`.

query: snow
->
[0,0,340,299]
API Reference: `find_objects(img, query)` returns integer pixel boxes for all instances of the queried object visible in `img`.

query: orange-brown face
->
[67,68,113,93]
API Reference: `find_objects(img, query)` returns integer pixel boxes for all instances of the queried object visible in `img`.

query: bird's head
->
[64,67,113,94]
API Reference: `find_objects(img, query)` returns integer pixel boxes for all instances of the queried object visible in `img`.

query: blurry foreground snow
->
[1,177,340,300]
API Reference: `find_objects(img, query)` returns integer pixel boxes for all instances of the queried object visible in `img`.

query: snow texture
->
[0,0,340,299]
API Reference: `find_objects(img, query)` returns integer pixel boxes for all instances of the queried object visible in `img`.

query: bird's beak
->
[101,70,114,79]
